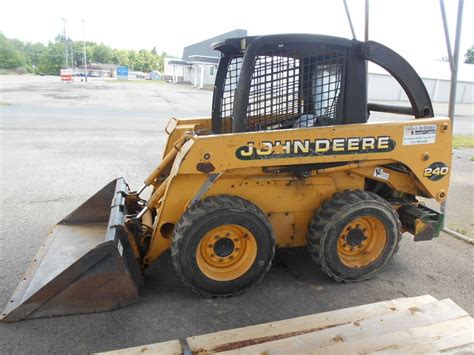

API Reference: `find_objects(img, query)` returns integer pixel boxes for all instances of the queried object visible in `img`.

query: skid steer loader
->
[2,34,451,321]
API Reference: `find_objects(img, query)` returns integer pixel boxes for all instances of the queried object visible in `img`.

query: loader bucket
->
[1,178,143,322]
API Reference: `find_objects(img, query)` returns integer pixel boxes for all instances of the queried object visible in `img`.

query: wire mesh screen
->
[220,56,242,133]
[246,49,300,131]
[219,47,346,132]
[246,50,345,131]
[306,53,346,127]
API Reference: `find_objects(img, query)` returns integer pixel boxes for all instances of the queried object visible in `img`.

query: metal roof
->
[182,29,247,62]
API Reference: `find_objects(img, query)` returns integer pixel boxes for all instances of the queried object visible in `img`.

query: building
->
[368,61,474,104]
[74,64,154,80]
[163,29,247,88]
[164,30,473,102]
[74,63,119,77]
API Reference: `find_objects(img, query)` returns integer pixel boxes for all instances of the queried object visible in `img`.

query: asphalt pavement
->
[0,76,472,354]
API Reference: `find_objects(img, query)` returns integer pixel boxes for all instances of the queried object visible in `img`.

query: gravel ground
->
[0,75,472,354]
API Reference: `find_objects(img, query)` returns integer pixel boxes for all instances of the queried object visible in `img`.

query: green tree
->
[24,42,46,69]
[36,41,64,75]
[0,33,167,74]
[127,50,138,70]
[90,43,113,63]
[70,40,84,67]
[0,33,27,69]
[465,46,474,64]
[110,49,129,66]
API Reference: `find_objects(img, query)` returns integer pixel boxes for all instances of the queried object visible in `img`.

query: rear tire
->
[307,190,401,282]
[171,195,275,297]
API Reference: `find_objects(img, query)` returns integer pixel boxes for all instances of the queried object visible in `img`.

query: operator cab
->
[211,34,434,134]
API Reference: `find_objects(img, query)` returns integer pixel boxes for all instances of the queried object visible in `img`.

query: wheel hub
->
[213,237,235,257]
[196,224,258,281]
[345,227,367,247]
[337,216,388,268]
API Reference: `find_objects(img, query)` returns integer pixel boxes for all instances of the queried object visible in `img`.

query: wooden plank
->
[443,343,474,354]
[322,332,440,355]
[415,318,474,353]
[220,299,468,354]
[301,316,474,355]
[276,340,440,355]
[96,340,181,355]
[188,295,437,353]
[96,295,444,355]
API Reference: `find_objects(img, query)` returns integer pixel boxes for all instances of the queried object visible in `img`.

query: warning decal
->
[403,125,437,145]
[373,167,390,180]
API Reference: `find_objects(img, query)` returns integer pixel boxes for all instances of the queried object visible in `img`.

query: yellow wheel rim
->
[337,216,387,268]
[196,224,257,281]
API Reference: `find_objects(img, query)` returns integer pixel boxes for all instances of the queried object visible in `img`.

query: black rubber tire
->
[307,190,401,282]
[171,195,275,297]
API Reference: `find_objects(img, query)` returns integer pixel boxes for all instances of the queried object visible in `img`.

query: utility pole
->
[439,0,464,238]
[70,39,74,70]
[61,18,68,68]
[342,0,357,39]
[364,0,369,41]
[440,0,464,121]
[82,19,88,82]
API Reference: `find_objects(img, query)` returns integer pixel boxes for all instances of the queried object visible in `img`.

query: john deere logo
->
[236,136,395,160]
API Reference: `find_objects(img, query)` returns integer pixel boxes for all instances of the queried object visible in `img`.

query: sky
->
[1,0,473,67]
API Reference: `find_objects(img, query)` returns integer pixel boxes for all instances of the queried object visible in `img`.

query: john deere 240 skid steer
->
[2,34,451,321]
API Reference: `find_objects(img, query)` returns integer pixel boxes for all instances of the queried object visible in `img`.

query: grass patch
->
[452,135,474,148]
[0,101,11,106]
[448,223,467,236]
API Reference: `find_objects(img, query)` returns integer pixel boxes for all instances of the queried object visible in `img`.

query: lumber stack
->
[98,295,473,354]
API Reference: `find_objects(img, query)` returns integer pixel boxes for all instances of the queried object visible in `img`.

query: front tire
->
[307,190,401,282]
[171,195,275,297]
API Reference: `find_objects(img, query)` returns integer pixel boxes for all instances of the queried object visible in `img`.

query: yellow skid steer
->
[2,34,451,321]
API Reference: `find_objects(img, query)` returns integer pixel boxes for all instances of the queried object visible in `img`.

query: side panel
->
[146,117,452,262]
[177,118,452,201]
[201,172,364,247]
[147,171,365,262]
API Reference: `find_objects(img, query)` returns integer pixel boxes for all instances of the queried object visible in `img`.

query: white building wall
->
[190,63,218,88]
[368,73,474,104]
[163,58,185,81]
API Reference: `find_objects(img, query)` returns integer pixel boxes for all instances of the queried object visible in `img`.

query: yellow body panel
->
[144,117,452,264]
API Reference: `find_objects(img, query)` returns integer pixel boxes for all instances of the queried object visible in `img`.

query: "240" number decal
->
[423,162,449,181]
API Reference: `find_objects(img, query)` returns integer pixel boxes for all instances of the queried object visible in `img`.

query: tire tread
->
[171,195,275,298]
[307,189,401,282]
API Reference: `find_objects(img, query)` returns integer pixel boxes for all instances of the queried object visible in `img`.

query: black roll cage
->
[211,34,434,134]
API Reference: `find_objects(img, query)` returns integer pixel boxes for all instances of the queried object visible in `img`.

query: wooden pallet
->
[98,295,473,354]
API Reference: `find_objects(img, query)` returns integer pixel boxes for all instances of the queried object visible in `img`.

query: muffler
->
[1,178,143,322]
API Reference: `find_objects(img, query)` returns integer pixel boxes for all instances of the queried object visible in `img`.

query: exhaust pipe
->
[1,178,143,322]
